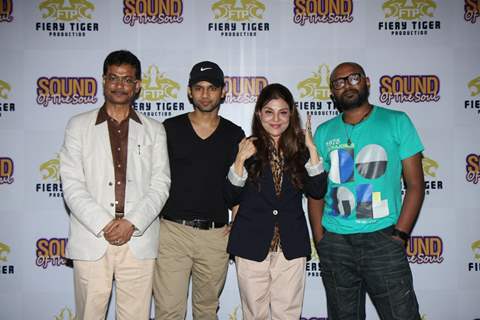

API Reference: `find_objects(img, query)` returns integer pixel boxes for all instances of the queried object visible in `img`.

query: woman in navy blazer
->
[225,83,327,319]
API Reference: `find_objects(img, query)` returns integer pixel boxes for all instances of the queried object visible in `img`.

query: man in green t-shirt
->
[309,62,425,320]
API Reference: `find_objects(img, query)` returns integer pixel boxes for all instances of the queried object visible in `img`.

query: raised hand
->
[305,114,315,151]
[233,137,257,176]
[304,114,320,165]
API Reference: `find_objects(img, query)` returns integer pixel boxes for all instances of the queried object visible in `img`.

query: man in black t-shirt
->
[153,61,244,320]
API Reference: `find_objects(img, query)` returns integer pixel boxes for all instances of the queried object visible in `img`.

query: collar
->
[95,105,142,125]
[341,104,373,126]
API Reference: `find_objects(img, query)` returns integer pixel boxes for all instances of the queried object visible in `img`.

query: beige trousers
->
[73,244,155,320]
[153,218,229,320]
[235,252,306,320]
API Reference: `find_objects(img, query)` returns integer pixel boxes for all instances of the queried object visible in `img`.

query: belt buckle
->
[191,219,203,229]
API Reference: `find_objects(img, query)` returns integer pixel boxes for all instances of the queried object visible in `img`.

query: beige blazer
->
[59,108,170,260]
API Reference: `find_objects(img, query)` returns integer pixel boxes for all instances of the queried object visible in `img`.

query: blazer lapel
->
[260,166,279,206]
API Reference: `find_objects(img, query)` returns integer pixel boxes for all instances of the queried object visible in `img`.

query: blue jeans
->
[317,226,420,320]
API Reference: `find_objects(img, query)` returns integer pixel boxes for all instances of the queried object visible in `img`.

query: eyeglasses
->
[103,74,137,86]
[331,73,363,90]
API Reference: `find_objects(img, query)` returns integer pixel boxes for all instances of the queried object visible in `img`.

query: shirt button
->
[110,203,114,207]
[117,181,121,185]
[117,130,121,133]
[117,164,121,168]
[108,182,113,186]
[117,147,121,151]
[273,210,278,215]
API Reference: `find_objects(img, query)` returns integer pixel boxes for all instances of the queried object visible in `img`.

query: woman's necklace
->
[343,105,373,146]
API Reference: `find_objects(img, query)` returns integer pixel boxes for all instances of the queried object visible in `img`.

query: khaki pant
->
[153,218,229,320]
[235,252,306,320]
[73,244,155,320]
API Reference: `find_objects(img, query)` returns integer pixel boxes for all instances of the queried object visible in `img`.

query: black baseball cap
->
[188,61,225,88]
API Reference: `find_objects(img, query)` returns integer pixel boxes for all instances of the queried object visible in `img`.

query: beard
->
[336,85,370,112]
[190,95,222,113]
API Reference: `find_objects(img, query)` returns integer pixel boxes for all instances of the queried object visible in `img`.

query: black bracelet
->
[392,228,409,241]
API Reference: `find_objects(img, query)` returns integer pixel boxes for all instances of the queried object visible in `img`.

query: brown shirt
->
[95,106,142,217]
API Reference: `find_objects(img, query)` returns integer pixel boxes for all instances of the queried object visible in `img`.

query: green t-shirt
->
[313,106,424,234]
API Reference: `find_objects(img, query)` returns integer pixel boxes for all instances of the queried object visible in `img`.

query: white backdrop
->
[0,0,479,319]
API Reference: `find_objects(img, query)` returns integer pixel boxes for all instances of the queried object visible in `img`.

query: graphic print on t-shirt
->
[331,186,355,217]
[356,144,387,179]
[329,144,389,220]
[329,148,354,184]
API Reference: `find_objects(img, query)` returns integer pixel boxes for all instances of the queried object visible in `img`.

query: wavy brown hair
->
[248,83,307,190]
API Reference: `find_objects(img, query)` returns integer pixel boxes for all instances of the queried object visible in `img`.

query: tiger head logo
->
[54,307,76,320]
[468,76,480,97]
[297,64,331,101]
[40,154,60,182]
[382,0,436,20]
[141,65,180,101]
[0,80,12,100]
[472,240,480,261]
[39,0,95,22]
[0,242,10,262]
[228,306,240,320]
[212,0,265,22]
[310,238,320,262]
[421,156,438,178]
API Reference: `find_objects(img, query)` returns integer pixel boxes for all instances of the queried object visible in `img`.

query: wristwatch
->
[392,228,409,242]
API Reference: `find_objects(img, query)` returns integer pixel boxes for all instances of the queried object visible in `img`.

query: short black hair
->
[331,62,366,82]
[103,50,141,80]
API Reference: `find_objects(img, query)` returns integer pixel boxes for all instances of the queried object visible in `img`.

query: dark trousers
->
[317,226,421,320]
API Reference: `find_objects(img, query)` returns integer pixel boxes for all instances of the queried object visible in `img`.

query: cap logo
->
[200,67,212,71]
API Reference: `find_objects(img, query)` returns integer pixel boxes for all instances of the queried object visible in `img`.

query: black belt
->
[163,215,226,230]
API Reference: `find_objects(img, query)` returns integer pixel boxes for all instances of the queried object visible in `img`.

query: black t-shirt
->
[161,113,245,223]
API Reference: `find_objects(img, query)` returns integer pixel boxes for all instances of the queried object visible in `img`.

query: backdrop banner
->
[0,1,479,319]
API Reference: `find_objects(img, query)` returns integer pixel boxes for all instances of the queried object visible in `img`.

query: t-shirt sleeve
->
[161,117,174,149]
[236,126,246,143]
[161,117,173,136]
[228,125,246,166]
[395,112,424,160]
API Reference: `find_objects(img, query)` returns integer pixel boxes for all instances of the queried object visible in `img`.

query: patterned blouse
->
[269,147,283,252]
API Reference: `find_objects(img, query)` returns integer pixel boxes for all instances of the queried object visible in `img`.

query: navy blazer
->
[225,160,327,262]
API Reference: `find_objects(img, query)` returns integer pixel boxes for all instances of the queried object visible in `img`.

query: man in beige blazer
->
[60,50,170,320]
